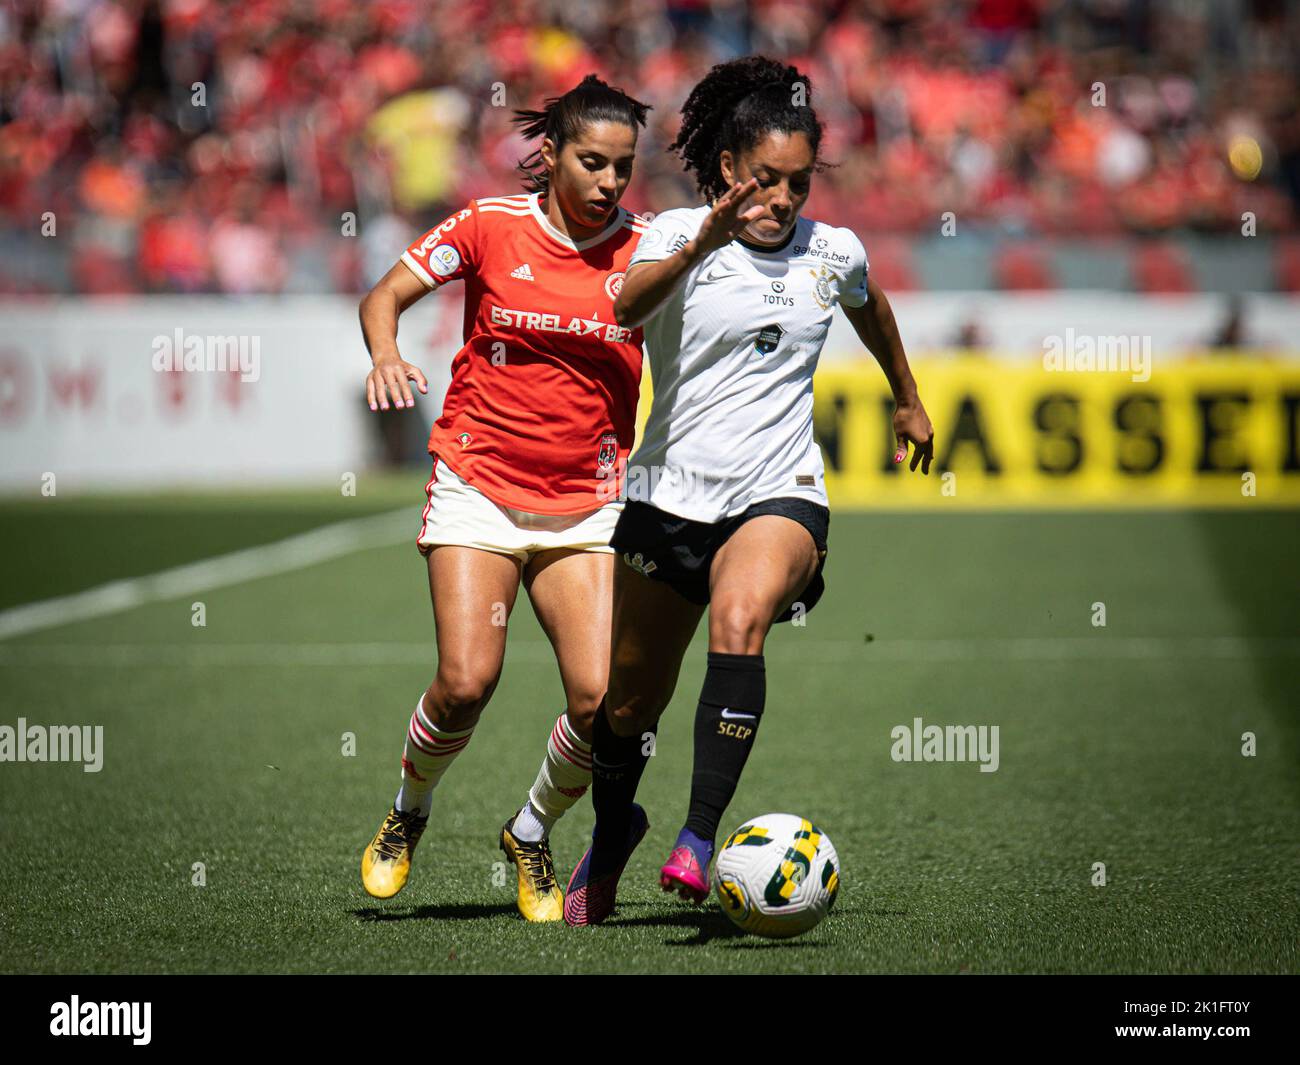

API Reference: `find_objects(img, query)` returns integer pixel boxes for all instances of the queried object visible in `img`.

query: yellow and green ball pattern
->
[714,813,840,939]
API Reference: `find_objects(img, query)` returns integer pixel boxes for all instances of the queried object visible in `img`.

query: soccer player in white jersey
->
[563,57,935,925]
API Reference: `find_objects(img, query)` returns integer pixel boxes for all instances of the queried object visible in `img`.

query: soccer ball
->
[714,813,840,939]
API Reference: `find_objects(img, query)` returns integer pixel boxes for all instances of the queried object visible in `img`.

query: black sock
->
[684,651,766,846]
[590,698,654,873]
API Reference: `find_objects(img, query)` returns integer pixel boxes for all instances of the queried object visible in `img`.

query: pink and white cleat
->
[659,830,712,904]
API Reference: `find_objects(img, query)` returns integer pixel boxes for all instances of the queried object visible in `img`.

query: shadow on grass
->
[352,902,518,923]
[1193,509,1300,780]
[606,904,829,948]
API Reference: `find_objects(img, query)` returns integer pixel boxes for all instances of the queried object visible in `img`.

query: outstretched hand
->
[692,179,764,257]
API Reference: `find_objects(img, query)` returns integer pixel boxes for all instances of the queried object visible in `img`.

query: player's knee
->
[429,665,496,723]
[710,600,768,654]
[604,682,667,736]
[563,688,604,741]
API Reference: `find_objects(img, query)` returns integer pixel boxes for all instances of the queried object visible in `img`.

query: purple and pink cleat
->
[659,827,714,904]
[563,803,650,926]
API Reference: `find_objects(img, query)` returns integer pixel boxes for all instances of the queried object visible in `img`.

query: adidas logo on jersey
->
[510,263,535,281]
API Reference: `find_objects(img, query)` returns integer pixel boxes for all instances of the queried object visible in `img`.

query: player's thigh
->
[522,547,614,736]
[708,515,819,654]
[606,561,705,733]
[426,545,522,696]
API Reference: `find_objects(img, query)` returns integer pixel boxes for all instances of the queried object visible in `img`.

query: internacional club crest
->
[596,431,618,475]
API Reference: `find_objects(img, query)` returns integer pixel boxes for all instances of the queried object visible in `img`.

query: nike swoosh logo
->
[720,708,756,720]
[700,267,740,284]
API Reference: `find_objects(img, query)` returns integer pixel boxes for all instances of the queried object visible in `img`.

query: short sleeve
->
[839,229,870,308]
[400,203,480,289]
[628,208,699,267]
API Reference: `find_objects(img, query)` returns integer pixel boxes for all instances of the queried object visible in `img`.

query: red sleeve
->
[399,202,480,289]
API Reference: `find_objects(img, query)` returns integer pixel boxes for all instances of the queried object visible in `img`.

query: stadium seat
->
[1130,242,1196,293]
[993,243,1057,290]
[1274,238,1300,292]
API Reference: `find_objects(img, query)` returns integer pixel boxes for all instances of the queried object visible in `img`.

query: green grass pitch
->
[0,478,1296,974]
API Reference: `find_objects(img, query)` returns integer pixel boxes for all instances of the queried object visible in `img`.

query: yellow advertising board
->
[808,355,1300,508]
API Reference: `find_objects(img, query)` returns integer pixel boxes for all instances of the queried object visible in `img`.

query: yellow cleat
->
[499,820,563,922]
[361,805,428,899]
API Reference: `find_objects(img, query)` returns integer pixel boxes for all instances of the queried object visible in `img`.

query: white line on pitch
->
[0,636,1295,667]
[0,509,413,642]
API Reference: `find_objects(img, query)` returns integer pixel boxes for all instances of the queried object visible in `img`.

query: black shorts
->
[610,497,830,623]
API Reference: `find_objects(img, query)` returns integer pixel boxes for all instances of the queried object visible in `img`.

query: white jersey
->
[626,205,869,522]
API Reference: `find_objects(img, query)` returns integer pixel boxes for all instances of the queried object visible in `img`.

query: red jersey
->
[400,193,647,515]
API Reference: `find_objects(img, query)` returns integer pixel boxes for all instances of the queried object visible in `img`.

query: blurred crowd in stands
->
[1,0,1297,294]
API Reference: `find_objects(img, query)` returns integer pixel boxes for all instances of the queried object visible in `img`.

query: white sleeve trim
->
[400,251,439,290]
[627,251,668,267]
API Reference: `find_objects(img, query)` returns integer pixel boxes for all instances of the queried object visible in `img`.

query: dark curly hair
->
[512,74,651,195]
[668,56,825,201]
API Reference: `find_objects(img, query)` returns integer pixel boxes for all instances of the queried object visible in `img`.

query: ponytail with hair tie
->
[512,74,651,195]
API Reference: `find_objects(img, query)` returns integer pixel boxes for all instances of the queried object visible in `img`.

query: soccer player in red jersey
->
[356,76,651,921]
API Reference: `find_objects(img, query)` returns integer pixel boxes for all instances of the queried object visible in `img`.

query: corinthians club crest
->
[809,264,836,310]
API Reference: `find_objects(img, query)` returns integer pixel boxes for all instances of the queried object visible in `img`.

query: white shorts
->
[416,458,622,562]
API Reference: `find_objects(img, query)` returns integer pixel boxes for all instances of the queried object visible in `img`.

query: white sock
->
[395,782,432,818]
[510,800,555,843]
[394,694,474,817]
[521,711,593,836]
